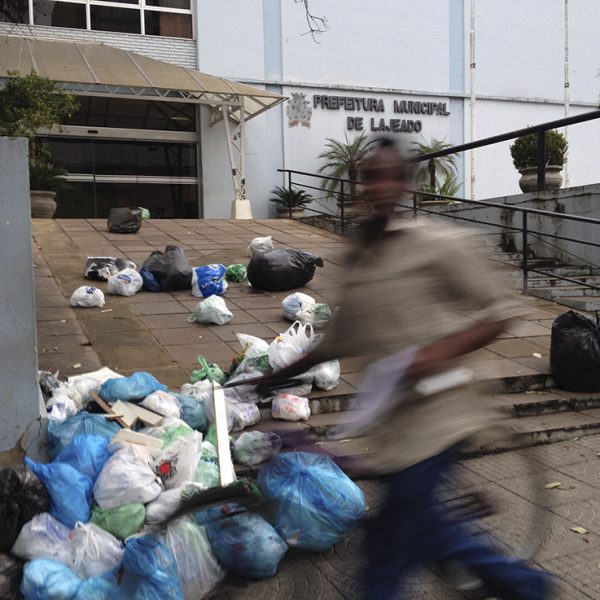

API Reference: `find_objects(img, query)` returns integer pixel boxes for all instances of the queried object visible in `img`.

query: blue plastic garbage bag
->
[192,264,227,298]
[120,535,184,600]
[204,504,288,579]
[140,268,161,293]
[99,372,167,403]
[73,574,119,600]
[257,451,366,552]
[54,435,110,484]
[47,413,120,460]
[170,392,207,432]
[25,458,92,528]
[21,558,81,600]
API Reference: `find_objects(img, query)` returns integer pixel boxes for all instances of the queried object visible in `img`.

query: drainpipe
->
[563,0,570,187]
[469,0,476,200]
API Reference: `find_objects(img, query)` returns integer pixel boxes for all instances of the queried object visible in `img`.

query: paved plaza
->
[31,218,600,598]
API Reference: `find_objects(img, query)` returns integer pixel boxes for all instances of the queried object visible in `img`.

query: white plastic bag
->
[106,268,143,296]
[271,393,311,421]
[248,236,273,256]
[69,286,106,308]
[281,292,315,321]
[145,488,183,524]
[200,383,234,432]
[231,333,270,377]
[188,295,233,325]
[141,390,182,418]
[268,321,317,370]
[166,518,225,600]
[46,393,79,423]
[11,513,74,565]
[229,400,261,432]
[180,380,214,403]
[312,359,341,391]
[153,431,203,489]
[70,522,123,579]
[224,379,262,405]
[93,448,162,510]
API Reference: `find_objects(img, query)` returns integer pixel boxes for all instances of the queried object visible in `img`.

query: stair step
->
[527,290,600,311]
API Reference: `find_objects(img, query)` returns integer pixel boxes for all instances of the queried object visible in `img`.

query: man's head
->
[359,137,412,216]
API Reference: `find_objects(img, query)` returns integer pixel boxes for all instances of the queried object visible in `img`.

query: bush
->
[510,130,568,170]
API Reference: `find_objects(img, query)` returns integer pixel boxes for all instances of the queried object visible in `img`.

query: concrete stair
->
[235,384,600,476]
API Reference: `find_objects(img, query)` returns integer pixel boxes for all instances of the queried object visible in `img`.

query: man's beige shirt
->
[319,218,514,474]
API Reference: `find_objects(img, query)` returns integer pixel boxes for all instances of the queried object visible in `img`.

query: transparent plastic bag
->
[229,400,260,432]
[166,518,224,600]
[188,296,233,325]
[93,448,162,510]
[296,303,332,328]
[11,512,74,565]
[268,321,316,370]
[271,393,311,422]
[141,390,181,419]
[70,522,123,579]
[281,292,315,321]
[232,431,282,466]
[312,359,341,391]
[248,236,273,256]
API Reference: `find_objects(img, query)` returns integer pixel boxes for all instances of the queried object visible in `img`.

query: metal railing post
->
[522,210,529,293]
[537,130,546,191]
[340,181,345,234]
[412,192,418,219]
[287,171,293,218]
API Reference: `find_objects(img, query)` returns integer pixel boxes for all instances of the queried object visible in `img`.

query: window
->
[21,1,193,39]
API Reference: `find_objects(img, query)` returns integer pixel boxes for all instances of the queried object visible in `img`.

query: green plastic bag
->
[225,263,247,282]
[162,422,194,448]
[138,207,151,219]
[91,502,145,540]
[195,442,220,489]
[190,355,228,386]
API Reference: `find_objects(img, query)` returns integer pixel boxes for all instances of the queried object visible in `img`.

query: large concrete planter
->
[518,165,563,193]
[277,208,305,219]
[30,190,57,218]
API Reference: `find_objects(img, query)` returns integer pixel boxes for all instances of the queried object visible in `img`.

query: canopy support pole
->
[223,104,252,219]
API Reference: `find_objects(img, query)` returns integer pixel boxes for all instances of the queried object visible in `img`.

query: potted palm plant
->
[0,70,78,217]
[269,186,313,218]
[318,133,376,215]
[510,130,568,193]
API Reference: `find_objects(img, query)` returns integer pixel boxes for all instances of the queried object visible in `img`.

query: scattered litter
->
[544,482,562,489]
[532,352,542,358]
[100,308,112,313]
[188,295,233,325]
[141,246,193,291]
[72,363,81,369]
[106,268,143,296]
[69,286,105,308]
[60,320,67,323]
[191,264,228,298]
[247,248,323,291]
[107,206,142,234]
[248,236,273,256]
[225,263,247,282]
[570,526,589,535]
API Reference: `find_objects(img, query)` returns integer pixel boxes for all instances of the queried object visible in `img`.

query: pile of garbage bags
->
[2,347,361,599]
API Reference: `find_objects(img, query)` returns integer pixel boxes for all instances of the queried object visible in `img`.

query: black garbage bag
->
[84,256,137,281]
[0,467,50,552]
[550,310,600,391]
[141,245,193,291]
[0,470,21,552]
[0,553,23,600]
[247,248,324,291]
[14,466,50,524]
[107,207,142,234]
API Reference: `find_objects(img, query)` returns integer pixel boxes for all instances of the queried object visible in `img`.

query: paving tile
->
[127,300,188,316]
[37,319,85,337]
[37,333,90,352]
[139,314,195,330]
[487,338,548,359]
[95,345,173,370]
[81,317,145,334]
[505,319,553,337]
[471,358,540,379]
[207,322,279,343]
[165,342,237,366]
[87,330,159,348]
[245,308,287,322]
[229,296,283,310]
[541,546,600,600]
[36,306,77,321]
[151,326,221,346]
[38,348,103,376]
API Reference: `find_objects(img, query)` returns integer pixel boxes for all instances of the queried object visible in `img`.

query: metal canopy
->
[0,35,285,123]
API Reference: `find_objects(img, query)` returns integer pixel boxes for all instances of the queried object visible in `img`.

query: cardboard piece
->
[111,400,163,428]
[89,391,129,429]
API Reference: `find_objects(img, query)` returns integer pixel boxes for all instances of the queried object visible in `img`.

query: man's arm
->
[406,319,507,381]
